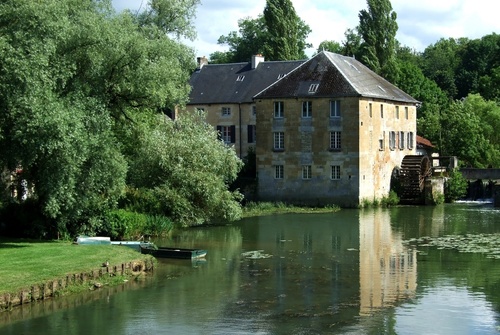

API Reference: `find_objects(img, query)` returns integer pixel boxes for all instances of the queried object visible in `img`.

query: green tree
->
[342,28,362,57]
[213,1,311,62]
[263,0,311,60]
[125,111,243,226]
[317,40,343,54]
[421,38,464,100]
[395,60,449,149]
[136,0,200,40]
[357,0,399,82]
[457,34,500,101]
[0,0,235,236]
[440,94,500,168]
[445,169,468,202]
[211,16,268,63]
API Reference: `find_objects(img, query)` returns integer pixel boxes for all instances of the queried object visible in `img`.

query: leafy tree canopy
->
[316,40,343,54]
[210,0,311,63]
[0,0,242,237]
[440,94,500,168]
[357,0,399,82]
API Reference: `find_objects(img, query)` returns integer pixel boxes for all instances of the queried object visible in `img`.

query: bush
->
[119,187,163,215]
[101,209,173,240]
[101,210,147,240]
[144,214,174,237]
[381,190,400,207]
[445,169,468,202]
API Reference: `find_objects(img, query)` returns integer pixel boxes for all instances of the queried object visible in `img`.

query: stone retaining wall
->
[0,258,155,310]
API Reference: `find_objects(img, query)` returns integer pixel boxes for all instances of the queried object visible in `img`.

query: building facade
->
[185,55,304,158]
[254,52,419,206]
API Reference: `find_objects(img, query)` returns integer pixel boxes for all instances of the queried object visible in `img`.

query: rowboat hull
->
[140,246,207,259]
[111,241,155,252]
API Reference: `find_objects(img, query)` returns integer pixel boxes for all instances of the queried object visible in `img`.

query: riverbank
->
[242,201,340,218]
[0,239,155,310]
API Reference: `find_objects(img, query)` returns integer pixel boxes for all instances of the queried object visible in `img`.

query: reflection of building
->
[359,209,417,316]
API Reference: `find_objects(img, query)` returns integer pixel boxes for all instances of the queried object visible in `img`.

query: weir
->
[459,168,500,206]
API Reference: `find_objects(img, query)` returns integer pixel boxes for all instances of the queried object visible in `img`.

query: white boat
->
[75,236,111,245]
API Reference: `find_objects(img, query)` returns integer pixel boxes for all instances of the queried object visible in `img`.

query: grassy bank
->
[242,201,340,218]
[0,238,154,296]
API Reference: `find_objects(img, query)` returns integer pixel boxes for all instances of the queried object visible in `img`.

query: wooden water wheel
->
[399,155,432,204]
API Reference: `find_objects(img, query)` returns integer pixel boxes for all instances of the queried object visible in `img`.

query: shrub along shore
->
[0,239,155,310]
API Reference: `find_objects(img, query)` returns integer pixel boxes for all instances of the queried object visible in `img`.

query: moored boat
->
[111,241,155,252]
[140,245,207,259]
[75,236,111,245]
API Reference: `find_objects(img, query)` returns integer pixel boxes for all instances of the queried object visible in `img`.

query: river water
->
[1,202,500,334]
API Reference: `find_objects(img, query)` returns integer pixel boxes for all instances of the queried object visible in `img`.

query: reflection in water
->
[1,204,500,334]
[359,209,417,316]
[396,284,498,334]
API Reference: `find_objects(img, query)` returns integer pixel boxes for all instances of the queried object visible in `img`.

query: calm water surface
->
[1,202,500,334]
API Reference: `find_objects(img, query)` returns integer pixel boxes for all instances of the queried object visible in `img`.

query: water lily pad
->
[241,250,273,259]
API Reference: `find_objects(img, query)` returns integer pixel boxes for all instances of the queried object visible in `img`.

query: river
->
[1,202,499,334]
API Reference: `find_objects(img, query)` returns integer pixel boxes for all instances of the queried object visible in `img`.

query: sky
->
[111,0,500,59]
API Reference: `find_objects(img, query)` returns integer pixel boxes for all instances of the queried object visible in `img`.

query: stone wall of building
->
[182,102,256,158]
[256,96,418,207]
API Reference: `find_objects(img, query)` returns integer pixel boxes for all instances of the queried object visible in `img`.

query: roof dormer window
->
[308,83,319,93]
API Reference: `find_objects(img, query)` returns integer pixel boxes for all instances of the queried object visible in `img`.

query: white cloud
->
[112,0,500,58]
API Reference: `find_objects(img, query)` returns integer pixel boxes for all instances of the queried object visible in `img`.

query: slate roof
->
[254,51,419,104]
[188,60,305,105]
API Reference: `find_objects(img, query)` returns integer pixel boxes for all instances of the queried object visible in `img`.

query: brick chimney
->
[252,54,264,69]
[197,56,208,69]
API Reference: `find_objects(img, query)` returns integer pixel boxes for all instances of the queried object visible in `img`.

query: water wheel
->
[399,155,432,204]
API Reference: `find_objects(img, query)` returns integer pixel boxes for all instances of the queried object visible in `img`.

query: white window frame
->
[389,131,396,150]
[331,165,341,180]
[274,101,284,118]
[302,101,312,118]
[275,165,284,179]
[221,107,231,117]
[221,126,232,144]
[330,100,341,118]
[274,132,284,150]
[329,131,341,150]
[302,165,312,179]
[407,132,414,149]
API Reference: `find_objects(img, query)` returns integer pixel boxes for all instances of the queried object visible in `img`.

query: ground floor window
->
[216,125,235,144]
[275,165,284,179]
[331,165,341,180]
[302,165,311,179]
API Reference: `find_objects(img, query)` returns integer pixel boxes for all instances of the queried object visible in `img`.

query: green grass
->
[0,238,152,295]
[242,201,340,218]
